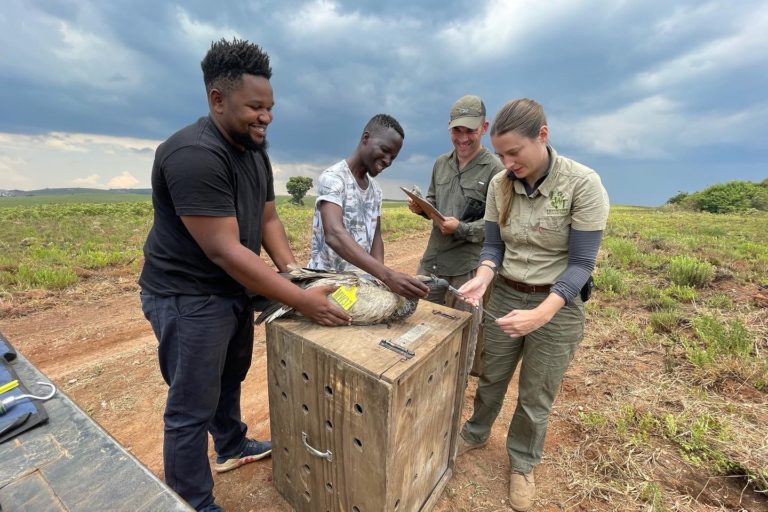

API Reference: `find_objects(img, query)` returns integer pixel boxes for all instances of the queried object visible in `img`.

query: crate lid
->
[268,301,471,382]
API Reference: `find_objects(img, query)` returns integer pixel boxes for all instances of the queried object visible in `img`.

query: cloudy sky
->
[1,0,766,206]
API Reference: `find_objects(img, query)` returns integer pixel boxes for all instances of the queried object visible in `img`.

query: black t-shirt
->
[139,116,275,296]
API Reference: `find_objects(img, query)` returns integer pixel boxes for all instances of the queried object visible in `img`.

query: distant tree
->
[286,176,313,205]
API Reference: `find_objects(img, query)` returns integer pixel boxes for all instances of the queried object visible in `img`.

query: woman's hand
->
[496,309,549,337]
[495,293,565,337]
[457,276,489,307]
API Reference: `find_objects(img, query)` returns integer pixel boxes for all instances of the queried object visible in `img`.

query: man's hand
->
[436,216,460,235]
[407,198,424,215]
[295,285,352,326]
[382,270,429,299]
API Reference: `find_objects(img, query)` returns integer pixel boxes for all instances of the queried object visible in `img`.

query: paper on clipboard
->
[400,186,445,221]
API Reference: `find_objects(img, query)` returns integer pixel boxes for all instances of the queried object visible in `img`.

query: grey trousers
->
[460,278,584,473]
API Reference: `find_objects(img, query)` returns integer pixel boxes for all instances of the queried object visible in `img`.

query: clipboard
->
[400,187,445,221]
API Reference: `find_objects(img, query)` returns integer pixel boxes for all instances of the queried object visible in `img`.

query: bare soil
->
[1,232,766,512]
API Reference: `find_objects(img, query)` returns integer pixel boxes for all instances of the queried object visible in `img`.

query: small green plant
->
[706,293,733,310]
[603,238,640,267]
[664,284,697,303]
[595,266,625,294]
[639,481,666,510]
[578,410,608,429]
[668,256,714,287]
[693,315,753,360]
[649,311,680,333]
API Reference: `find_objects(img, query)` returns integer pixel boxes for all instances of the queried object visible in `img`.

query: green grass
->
[0,193,152,207]
[0,197,430,294]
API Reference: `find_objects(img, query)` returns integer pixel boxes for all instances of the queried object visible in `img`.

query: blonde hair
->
[491,99,547,226]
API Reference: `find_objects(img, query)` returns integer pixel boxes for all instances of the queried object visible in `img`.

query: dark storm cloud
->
[1,0,766,203]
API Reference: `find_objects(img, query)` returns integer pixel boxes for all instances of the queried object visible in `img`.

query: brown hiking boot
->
[456,435,488,456]
[508,470,535,511]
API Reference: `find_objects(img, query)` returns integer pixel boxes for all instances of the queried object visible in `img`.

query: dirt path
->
[2,232,764,511]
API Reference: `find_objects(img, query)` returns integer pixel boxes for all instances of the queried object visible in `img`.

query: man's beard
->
[234,131,268,151]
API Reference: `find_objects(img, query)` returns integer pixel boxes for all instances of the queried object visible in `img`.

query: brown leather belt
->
[501,276,552,294]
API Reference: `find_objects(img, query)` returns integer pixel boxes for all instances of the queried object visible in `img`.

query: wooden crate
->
[266,301,471,512]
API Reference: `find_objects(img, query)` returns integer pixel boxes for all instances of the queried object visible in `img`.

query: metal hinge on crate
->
[379,339,415,359]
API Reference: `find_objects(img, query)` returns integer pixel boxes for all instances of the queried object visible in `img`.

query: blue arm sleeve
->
[551,229,603,304]
[478,221,505,267]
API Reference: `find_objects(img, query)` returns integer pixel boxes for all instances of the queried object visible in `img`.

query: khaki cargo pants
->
[460,278,584,473]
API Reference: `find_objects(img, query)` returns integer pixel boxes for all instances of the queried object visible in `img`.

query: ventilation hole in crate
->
[354,403,364,415]
[353,438,363,449]
[429,451,434,460]
[326,482,333,493]
[302,404,309,414]
[394,499,400,509]
[324,385,333,396]
[284,447,289,455]
[280,359,287,368]
[281,391,288,401]
[443,360,449,369]
[454,351,459,358]
[325,420,333,431]
[302,464,311,474]
[406,398,412,408]
[304,490,311,502]
[285,473,291,483]
[427,374,434,384]
[302,372,310,382]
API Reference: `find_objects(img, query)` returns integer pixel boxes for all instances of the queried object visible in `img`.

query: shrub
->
[671,180,768,213]
[650,311,680,333]
[595,266,625,294]
[693,315,753,360]
[668,256,714,287]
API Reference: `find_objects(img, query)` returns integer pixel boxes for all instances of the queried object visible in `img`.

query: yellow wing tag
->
[330,285,357,311]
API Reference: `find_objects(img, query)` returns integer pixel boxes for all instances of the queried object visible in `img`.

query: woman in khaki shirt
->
[455,98,609,512]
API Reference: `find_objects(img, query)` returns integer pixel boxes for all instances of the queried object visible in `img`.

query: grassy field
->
[0,197,766,508]
[0,195,426,293]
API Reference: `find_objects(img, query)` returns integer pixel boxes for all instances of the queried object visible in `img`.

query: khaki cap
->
[449,95,486,129]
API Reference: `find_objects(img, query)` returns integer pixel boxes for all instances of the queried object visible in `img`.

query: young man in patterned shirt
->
[308,114,428,299]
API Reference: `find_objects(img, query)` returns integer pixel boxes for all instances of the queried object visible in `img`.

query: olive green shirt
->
[485,147,609,285]
[420,147,505,276]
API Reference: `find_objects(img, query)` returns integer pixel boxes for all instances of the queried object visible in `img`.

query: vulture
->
[255,268,448,325]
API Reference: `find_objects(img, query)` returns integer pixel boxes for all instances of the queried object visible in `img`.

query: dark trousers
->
[140,292,254,510]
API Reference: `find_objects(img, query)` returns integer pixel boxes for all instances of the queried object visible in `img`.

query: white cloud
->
[633,6,768,93]
[175,7,242,51]
[559,95,767,158]
[272,161,327,195]
[0,132,159,190]
[437,0,581,62]
[72,174,104,188]
[108,172,140,188]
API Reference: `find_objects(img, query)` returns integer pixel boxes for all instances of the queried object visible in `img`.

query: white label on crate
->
[393,323,431,348]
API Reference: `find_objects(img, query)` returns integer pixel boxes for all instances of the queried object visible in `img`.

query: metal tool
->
[0,381,56,415]
[434,274,501,322]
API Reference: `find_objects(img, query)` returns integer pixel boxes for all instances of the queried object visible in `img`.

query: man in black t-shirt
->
[139,39,351,512]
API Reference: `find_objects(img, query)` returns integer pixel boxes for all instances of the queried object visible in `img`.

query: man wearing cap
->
[408,95,505,375]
